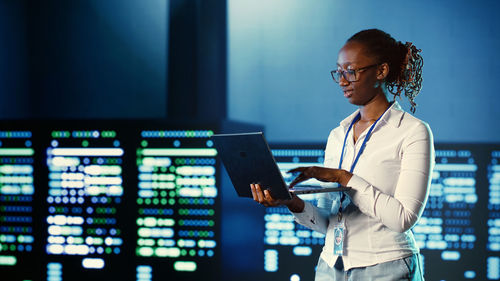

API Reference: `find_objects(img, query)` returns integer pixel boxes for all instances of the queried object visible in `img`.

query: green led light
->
[0,148,34,156]
[153,199,159,205]
[189,249,196,256]
[208,221,214,227]
[174,261,197,272]
[51,131,70,138]
[181,249,187,256]
[143,217,156,227]
[137,198,143,205]
[161,199,167,205]
[0,176,33,184]
[141,148,217,157]
[169,199,175,205]
[105,247,112,254]
[0,255,16,266]
[141,140,148,147]
[101,131,116,138]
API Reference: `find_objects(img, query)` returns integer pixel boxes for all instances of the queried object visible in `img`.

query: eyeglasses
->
[330,63,380,83]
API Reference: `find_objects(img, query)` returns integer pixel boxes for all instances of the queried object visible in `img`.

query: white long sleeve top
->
[291,101,435,271]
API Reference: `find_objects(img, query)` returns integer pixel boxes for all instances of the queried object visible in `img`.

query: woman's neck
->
[358,93,390,122]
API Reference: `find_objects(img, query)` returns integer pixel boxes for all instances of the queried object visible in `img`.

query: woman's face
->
[336,41,383,106]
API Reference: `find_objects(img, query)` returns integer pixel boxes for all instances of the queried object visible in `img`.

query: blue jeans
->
[315,254,424,281]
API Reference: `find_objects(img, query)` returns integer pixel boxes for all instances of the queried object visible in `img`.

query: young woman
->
[250,29,434,281]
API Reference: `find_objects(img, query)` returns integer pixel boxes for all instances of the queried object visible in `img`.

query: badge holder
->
[333,202,345,256]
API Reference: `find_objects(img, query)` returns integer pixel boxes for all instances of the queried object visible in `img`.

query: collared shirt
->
[292,101,435,271]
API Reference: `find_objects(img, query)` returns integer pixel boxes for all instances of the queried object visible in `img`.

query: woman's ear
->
[377,63,389,80]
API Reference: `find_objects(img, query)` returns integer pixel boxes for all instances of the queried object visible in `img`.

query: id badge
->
[333,221,345,256]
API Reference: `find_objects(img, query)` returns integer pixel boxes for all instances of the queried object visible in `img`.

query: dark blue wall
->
[0,0,167,119]
[228,0,500,143]
[4,0,498,141]
[0,1,29,118]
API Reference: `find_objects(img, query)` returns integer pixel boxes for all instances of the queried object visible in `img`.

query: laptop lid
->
[211,132,350,200]
[212,132,292,200]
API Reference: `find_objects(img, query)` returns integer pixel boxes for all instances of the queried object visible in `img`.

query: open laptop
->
[211,132,350,200]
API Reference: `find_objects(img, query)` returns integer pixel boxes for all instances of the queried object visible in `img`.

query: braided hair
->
[347,29,423,113]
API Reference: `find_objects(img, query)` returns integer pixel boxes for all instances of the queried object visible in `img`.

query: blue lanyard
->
[337,104,392,217]
[338,104,392,172]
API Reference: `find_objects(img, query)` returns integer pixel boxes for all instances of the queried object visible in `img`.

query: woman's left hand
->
[288,166,352,188]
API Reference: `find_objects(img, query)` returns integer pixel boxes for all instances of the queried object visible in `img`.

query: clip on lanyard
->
[337,104,391,221]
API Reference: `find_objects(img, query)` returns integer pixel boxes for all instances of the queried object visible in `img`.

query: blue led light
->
[487,257,500,279]
[136,265,153,281]
[47,262,63,281]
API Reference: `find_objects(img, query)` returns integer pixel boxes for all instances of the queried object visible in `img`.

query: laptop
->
[211,132,350,200]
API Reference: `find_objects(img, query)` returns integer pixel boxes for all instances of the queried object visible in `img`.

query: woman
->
[250,29,434,281]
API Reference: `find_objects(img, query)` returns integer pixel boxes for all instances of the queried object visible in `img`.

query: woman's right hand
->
[250,183,305,213]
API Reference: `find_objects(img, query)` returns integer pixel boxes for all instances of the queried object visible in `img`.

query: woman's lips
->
[343,90,353,98]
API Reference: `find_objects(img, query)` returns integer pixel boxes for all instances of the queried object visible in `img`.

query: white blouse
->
[292,101,435,270]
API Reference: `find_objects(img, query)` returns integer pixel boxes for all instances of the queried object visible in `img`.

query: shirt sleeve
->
[290,135,340,234]
[290,200,331,234]
[346,122,435,233]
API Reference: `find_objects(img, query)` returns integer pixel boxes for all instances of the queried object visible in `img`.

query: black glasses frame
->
[330,63,380,83]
